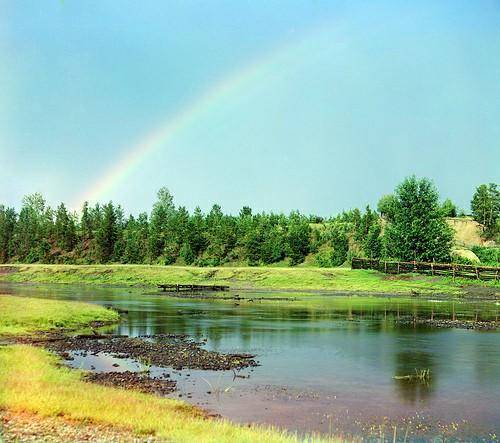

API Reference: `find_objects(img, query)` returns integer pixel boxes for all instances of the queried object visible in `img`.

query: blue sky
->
[1,0,499,215]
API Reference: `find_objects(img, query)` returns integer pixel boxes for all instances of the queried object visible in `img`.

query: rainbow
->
[72,23,336,210]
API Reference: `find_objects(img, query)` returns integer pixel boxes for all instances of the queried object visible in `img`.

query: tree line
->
[0,177,498,266]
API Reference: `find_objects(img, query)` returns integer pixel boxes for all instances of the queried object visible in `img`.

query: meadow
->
[0,263,478,295]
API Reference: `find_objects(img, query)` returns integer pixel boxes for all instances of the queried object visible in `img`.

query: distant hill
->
[446,217,495,248]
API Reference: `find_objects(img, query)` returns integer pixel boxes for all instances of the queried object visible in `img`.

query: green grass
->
[0,263,480,295]
[0,294,119,336]
[0,345,334,443]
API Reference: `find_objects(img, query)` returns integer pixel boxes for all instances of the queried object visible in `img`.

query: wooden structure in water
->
[158,283,229,293]
[352,257,500,281]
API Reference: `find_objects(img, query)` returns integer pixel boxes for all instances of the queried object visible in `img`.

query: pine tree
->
[149,187,176,262]
[54,203,76,253]
[95,202,117,263]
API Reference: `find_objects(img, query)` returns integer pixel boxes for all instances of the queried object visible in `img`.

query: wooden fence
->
[351,257,500,281]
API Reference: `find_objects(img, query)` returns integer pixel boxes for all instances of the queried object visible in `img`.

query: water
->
[2,283,499,441]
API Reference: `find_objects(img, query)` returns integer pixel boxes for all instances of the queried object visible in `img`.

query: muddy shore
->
[395,317,499,330]
[44,333,259,371]
[7,330,259,397]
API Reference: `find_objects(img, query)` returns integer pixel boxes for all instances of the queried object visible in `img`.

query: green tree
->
[384,176,453,262]
[149,187,176,263]
[441,199,457,217]
[377,194,397,222]
[286,212,310,265]
[471,183,499,236]
[122,213,149,263]
[54,203,76,254]
[14,193,53,262]
[188,207,207,259]
[327,223,349,266]
[179,241,195,265]
[0,205,17,263]
[364,222,382,259]
[95,202,117,263]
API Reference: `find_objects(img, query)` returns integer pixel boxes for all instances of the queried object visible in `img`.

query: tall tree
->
[95,202,117,263]
[14,193,52,262]
[54,203,76,253]
[364,222,383,259]
[0,206,17,263]
[149,187,176,262]
[471,183,500,234]
[286,212,311,265]
[384,176,453,262]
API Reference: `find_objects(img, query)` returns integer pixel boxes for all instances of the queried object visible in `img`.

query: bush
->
[315,249,334,267]
[471,246,500,266]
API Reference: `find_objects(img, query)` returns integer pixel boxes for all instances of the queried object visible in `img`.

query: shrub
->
[471,246,500,266]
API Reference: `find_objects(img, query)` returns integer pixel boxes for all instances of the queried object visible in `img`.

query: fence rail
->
[351,257,499,281]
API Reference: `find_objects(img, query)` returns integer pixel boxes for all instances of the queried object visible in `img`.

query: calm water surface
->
[2,283,499,441]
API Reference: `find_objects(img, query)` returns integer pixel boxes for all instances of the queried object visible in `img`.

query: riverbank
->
[2,263,497,296]
[0,295,119,336]
[0,295,333,442]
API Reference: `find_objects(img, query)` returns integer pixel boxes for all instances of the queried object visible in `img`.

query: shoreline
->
[0,295,320,443]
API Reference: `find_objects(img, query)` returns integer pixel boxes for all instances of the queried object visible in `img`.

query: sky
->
[1,0,499,216]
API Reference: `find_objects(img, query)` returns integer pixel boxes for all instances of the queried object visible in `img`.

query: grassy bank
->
[0,345,319,443]
[0,263,479,295]
[0,295,332,442]
[0,294,119,336]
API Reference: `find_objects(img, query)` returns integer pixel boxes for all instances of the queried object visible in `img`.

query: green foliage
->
[471,246,500,266]
[149,187,176,261]
[471,183,500,238]
[317,223,349,266]
[286,212,311,265]
[377,194,397,222]
[179,242,195,265]
[95,202,118,263]
[1,180,495,268]
[383,176,454,262]
[364,222,382,259]
[441,199,457,217]
[0,205,16,263]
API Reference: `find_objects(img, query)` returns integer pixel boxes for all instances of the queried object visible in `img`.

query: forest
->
[0,177,499,267]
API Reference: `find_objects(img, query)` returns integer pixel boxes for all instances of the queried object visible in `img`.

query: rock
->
[451,248,480,264]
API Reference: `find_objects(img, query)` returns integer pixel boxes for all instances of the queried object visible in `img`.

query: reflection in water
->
[393,350,435,404]
[1,283,499,440]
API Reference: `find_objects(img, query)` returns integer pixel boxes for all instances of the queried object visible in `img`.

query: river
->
[2,283,499,441]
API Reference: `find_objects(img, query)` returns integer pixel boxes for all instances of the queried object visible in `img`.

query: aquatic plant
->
[393,368,431,382]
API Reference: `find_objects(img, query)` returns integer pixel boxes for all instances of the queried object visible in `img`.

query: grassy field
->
[0,263,482,295]
[0,295,334,442]
[0,294,119,336]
